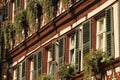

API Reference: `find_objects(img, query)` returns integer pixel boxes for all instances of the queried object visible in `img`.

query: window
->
[96,7,114,55]
[33,51,43,80]
[69,28,81,72]
[96,17,106,51]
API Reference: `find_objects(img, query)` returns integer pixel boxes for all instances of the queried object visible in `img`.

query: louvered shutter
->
[52,43,56,61]
[59,37,65,65]
[83,20,91,54]
[22,61,26,80]
[106,7,114,55]
[38,51,43,75]
[75,28,80,72]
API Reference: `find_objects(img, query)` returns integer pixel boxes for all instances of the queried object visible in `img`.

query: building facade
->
[1,0,120,80]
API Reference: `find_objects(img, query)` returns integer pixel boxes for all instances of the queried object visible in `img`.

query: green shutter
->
[34,54,37,71]
[75,28,80,49]
[75,50,81,72]
[38,51,43,75]
[22,61,26,80]
[106,7,114,55]
[59,37,65,65]
[52,43,56,61]
[75,28,81,72]
[83,20,91,54]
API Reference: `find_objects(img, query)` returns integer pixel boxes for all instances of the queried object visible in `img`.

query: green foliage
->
[83,50,112,79]
[14,10,27,34]
[2,21,15,48]
[57,63,75,80]
[27,0,39,27]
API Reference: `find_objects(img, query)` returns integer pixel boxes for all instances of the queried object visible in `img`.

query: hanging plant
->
[43,0,59,20]
[14,10,28,41]
[2,21,15,48]
[27,0,42,31]
[83,50,112,80]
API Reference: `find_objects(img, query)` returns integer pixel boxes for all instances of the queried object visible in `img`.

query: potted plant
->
[83,50,112,80]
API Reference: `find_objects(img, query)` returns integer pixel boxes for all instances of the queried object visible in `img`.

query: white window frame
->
[96,17,106,51]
